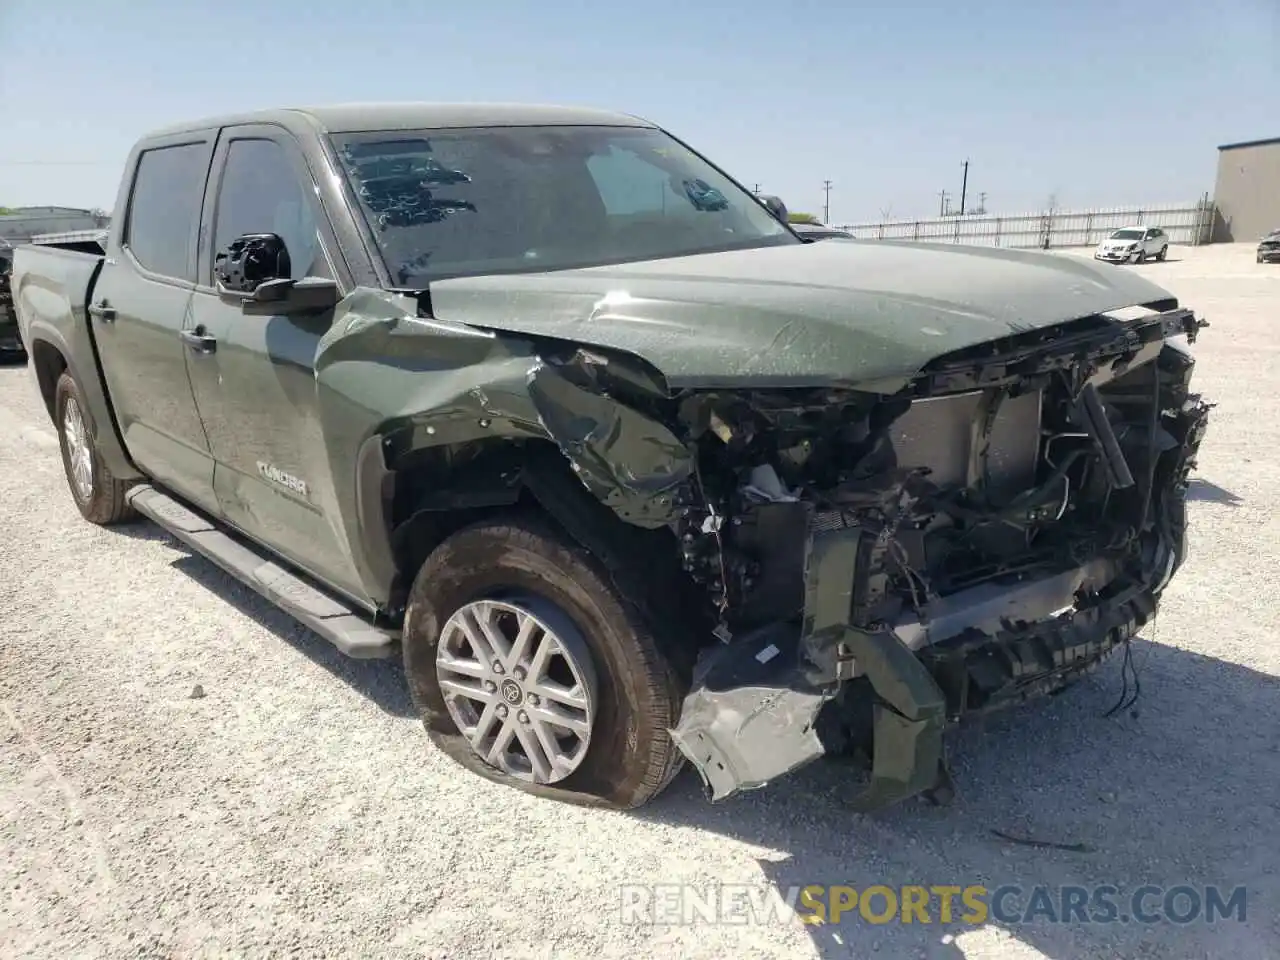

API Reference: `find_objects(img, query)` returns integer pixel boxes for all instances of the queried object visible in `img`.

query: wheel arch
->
[29,336,68,422]
[380,435,706,667]
[22,321,142,482]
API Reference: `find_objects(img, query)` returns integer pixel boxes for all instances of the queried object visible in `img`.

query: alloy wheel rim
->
[435,597,598,784]
[63,396,94,501]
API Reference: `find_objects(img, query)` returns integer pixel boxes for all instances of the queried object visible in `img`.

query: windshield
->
[330,126,796,286]
[1109,229,1144,240]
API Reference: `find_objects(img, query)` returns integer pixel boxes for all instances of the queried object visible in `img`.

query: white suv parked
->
[1094,226,1169,264]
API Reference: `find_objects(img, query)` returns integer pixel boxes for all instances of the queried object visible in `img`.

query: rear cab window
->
[124,141,212,282]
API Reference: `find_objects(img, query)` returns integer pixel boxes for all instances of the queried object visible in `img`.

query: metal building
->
[0,206,110,244]
[1212,137,1280,243]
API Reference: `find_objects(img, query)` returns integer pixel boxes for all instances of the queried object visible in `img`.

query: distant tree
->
[787,211,820,224]
[0,208,14,216]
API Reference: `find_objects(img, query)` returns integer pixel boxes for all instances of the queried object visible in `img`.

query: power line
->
[0,160,113,167]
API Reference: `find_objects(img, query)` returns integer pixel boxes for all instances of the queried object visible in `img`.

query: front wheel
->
[54,371,136,525]
[1133,250,1146,264]
[402,515,687,809]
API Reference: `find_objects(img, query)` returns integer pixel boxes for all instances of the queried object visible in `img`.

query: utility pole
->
[822,180,832,223]
[977,191,987,215]
[959,159,970,216]
[939,189,950,216]
[752,183,761,195]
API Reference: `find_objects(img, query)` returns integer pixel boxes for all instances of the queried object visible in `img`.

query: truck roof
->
[141,102,656,139]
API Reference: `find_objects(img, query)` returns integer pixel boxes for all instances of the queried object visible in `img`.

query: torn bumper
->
[669,398,1209,809]
[670,533,1148,808]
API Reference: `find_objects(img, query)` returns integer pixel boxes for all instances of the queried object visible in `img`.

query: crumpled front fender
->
[526,363,692,529]
[309,288,696,602]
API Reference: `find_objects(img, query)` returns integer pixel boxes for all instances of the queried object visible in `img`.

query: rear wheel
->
[1157,245,1168,261]
[54,371,136,525]
[402,515,687,809]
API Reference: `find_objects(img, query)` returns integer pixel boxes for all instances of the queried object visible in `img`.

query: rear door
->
[90,132,219,512]
[185,124,369,604]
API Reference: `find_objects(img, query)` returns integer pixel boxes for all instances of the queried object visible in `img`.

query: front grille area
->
[889,390,1042,500]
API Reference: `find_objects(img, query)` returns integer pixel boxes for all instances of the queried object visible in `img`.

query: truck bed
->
[11,243,105,353]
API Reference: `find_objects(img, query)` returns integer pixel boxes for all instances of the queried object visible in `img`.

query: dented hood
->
[427,240,1178,391]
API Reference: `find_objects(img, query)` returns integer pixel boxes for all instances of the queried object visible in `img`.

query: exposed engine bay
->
[534,305,1212,808]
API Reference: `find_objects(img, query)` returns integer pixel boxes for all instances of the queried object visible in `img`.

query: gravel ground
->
[1,242,1278,959]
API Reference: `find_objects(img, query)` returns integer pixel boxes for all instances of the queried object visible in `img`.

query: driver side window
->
[211,137,329,283]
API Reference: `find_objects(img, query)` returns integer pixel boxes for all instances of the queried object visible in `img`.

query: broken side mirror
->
[758,194,789,224]
[214,233,291,295]
[214,232,338,315]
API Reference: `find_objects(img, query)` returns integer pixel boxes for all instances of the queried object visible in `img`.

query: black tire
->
[53,371,136,525]
[1134,250,1146,264]
[1157,245,1168,261]
[402,515,687,809]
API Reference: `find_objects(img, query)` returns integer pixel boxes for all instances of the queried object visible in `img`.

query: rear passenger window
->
[125,142,209,281]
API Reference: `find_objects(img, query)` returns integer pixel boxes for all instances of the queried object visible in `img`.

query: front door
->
[185,125,369,605]
[90,133,219,512]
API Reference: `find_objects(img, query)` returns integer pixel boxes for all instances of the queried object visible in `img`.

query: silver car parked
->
[1094,226,1169,264]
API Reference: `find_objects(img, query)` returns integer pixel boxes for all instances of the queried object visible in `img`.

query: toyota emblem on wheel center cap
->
[500,678,523,705]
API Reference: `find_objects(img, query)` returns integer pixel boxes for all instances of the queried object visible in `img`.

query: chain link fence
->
[838,196,1215,249]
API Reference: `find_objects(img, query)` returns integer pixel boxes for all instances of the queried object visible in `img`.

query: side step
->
[127,485,397,659]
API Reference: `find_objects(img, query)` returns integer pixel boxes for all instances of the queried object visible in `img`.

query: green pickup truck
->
[11,103,1211,811]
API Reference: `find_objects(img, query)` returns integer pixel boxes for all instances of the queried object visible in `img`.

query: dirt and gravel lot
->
[1,242,1277,959]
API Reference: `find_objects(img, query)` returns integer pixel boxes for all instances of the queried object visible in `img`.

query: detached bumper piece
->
[671,527,948,810]
[667,622,834,802]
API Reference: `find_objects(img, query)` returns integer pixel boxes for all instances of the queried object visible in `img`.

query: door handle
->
[88,302,116,323]
[180,327,217,355]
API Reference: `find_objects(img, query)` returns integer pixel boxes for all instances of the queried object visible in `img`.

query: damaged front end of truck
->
[491,302,1209,809]
[655,306,1210,808]
[322,281,1210,810]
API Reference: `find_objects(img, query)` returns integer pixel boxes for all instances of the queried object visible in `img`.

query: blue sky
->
[1,0,1276,222]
